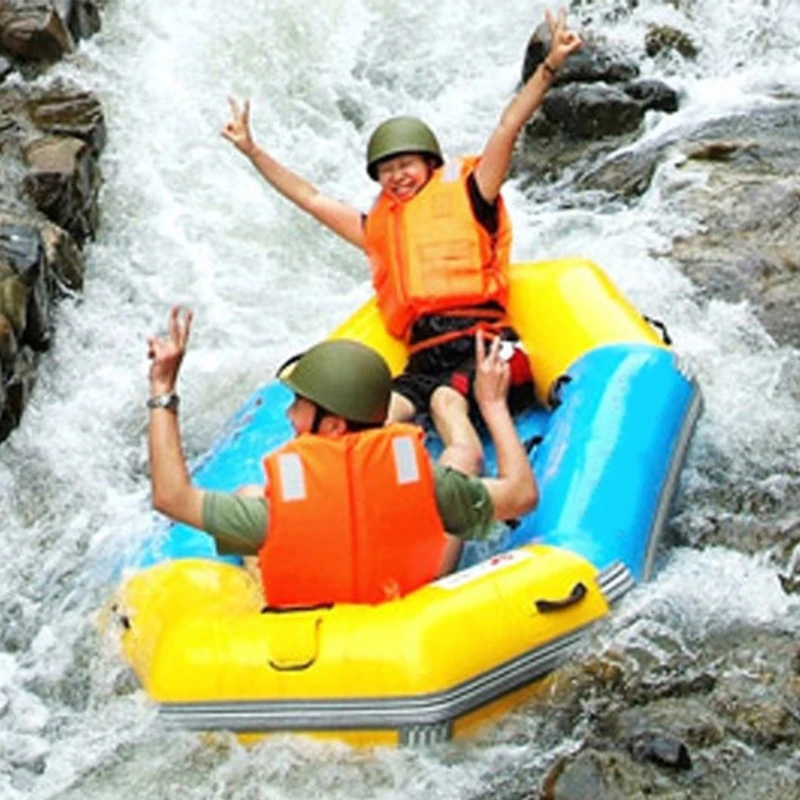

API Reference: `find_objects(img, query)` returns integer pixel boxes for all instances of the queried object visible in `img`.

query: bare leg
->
[430,385,483,476]
[438,533,464,576]
[387,390,417,423]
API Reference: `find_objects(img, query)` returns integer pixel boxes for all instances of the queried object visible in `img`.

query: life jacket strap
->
[407,307,508,356]
[407,320,504,356]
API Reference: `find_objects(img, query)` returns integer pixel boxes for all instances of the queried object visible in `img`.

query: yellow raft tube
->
[111,258,676,746]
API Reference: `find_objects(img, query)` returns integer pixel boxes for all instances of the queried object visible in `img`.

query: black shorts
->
[391,313,533,417]
[392,350,476,415]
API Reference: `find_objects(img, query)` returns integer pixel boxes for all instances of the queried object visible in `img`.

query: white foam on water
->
[0,0,798,796]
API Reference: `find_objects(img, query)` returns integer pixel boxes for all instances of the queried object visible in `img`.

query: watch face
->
[148,393,179,410]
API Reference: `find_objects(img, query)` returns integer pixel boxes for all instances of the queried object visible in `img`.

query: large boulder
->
[570,102,800,350]
[0,0,74,63]
[23,133,100,246]
[515,25,680,181]
[0,0,102,71]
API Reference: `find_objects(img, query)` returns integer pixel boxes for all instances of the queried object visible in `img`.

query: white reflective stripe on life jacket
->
[392,435,420,485]
[277,452,306,501]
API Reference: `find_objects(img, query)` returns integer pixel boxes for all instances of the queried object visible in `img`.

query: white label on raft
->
[433,549,533,590]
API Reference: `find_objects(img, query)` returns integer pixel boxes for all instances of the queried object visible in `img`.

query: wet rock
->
[541,748,652,800]
[0,274,27,332]
[0,1,75,63]
[54,0,101,42]
[0,312,17,361]
[645,24,699,60]
[40,217,82,291]
[522,25,640,86]
[517,27,679,182]
[778,522,800,594]
[628,730,692,769]
[23,134,100,246]
[25,88,106,155]
[0,221,43,280]
[543,83,647,139]
[704,630,800,748]
[0,216,85,439]
[0,221,50,349]
[1,343,35,437]
[791,646,800,676]
[0,53,12,82]
[564,100,800,349]
[623,79,679,113]
[615,699,726,750]
[526,627,800,800]
[0,6,101,442]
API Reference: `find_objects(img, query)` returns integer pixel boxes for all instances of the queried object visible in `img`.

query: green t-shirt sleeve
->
[432,465,494,540]
[201,468,491,552]
[201,491,269,555]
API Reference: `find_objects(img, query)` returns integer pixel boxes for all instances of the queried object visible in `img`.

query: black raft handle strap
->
[534,581,587,613]
[548,374,572,409]
[643,315,673,346]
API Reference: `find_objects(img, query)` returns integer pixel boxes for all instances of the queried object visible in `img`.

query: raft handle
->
[110,603,131,630]
[524,435,543,454]
[643,315,672,345]
[260,603,333,614]
[548,374,572,409]
[534,581,587,613]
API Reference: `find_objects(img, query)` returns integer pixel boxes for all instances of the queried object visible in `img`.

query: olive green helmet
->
[366,116,443,180]
[278,339,391,424]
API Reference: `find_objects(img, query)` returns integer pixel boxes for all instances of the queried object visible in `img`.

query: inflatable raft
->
[111,257,702,746]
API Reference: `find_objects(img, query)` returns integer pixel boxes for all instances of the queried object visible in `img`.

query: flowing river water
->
[1,0,800,797]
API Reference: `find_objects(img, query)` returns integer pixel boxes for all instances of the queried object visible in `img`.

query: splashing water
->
[0,0,799,797]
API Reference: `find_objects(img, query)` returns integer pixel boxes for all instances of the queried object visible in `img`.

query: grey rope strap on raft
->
[643,315,672,345]
[534,582,587,613]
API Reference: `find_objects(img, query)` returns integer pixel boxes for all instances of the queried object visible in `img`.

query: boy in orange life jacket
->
[147,307,537,607]
[221,8,582,478]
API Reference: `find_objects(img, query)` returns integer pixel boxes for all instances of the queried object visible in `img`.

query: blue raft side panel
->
[507,343,700,582]
[135,343,700,584]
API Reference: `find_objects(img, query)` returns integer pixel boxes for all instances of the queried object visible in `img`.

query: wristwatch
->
[147,392,180,411]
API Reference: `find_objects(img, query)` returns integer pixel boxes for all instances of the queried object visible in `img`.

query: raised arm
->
[474,7,583,203]
[222,97,366,249]
[147,306,205,529]
[474,331,538,520]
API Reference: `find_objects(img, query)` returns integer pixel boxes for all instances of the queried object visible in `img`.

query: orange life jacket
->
[259,424,447,607]
[363,155,513,340]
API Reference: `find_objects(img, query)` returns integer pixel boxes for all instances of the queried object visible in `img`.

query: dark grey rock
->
[542,82,646,139]
[628,731,692,770]
[623,78,679,113]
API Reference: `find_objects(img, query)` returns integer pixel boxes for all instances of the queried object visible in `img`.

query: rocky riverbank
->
[0,0,104,439]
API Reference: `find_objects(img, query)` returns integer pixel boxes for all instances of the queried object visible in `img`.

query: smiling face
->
[376,153,433,201]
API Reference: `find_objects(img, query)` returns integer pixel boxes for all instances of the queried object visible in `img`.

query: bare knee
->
[429,385,467,420]
[387,391,416,423]
[430,387,483,475]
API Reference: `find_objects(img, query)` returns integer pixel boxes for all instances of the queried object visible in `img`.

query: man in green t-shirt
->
[146,307,538,597]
